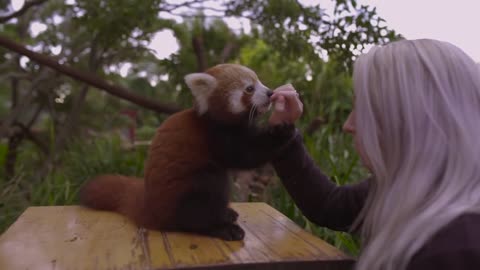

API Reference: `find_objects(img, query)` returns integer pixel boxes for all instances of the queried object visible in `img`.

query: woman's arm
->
[272,131,370,232]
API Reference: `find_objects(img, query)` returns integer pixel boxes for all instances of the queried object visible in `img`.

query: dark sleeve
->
[407,214,480,270]
[212,124,297,170]
[271,130,370,232]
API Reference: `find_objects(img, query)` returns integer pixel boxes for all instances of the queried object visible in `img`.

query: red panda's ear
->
[184,73,217,115]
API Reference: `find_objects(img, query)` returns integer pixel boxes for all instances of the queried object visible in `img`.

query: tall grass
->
[0,135,148,232]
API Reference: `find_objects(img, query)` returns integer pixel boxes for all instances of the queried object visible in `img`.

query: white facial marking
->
[252,81,270,112]
[229,89,246,113]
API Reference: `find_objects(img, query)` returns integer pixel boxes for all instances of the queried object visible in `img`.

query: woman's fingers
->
[274,95,286,111]
[271,84,296,98]
[272,91,301,111]
[268,83,303,126]
[271,89,297,100]
[271,91,300,102]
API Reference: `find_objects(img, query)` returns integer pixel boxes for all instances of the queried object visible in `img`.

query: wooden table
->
[0,203,354,270]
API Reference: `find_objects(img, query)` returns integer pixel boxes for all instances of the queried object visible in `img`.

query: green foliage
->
[161,17,253,107]
[227,0,322,59]
[74,0,164,47]
[321,0,402,67]
[0,143,7,175]
[136,125,157,141]
[0,135,148,232]
[227,0,400,67]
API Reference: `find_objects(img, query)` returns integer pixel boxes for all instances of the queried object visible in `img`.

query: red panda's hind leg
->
[172,168,244,241]
[174,195,245,241]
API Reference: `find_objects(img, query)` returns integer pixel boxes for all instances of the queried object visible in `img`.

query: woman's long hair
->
[353,39,480,270]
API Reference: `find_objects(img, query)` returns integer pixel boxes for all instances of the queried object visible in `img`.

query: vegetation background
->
[0,0,400,256]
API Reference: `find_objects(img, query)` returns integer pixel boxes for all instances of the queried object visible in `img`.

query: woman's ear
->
[184,73,217,114]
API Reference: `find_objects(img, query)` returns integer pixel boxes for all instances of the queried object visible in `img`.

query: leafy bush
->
[0,135,148,232]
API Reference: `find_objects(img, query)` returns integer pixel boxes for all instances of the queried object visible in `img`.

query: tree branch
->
[12,121,49,154]
[192,35,208,71]
[0,34,182,114]
[161,0,208,12]
[219,42,236,63]
[0,0,48,24]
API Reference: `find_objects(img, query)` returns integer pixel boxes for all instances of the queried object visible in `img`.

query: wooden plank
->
[254,203,349,259]
[236,203,342,261]
[160,232,230,266]
[219,208,283,264]
[0,206,172,270]
[0,203,354,270]
[136,228,173,269]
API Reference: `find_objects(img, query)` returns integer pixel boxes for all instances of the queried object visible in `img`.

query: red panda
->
[79,64,296,241]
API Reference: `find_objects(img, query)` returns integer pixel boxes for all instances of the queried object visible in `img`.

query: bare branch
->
[169,12,224,18]
[0,34,182,115]
[0,72,31,81]
[12,121,49,154]
[0,0,48,24]
[161,0,208,12]
[219,42,236,63]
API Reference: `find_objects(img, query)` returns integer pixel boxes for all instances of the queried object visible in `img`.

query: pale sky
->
[358,0,480,63]
[9,0,480,63]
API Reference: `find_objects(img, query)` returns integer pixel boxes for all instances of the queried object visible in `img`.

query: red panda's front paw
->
[213,224,245,241]
[225,207,239,223]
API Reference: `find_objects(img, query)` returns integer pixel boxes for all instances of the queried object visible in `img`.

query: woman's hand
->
[269,84,303,126]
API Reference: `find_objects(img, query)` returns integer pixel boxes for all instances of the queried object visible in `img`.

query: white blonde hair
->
[353,39,480,270]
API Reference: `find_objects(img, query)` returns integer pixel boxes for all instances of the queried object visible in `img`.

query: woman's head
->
[348,39,480,270]
[353,39,480,179]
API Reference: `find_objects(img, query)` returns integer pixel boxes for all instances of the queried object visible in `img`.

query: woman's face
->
[343,109,372,171]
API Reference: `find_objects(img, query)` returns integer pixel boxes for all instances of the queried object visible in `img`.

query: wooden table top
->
[0,202,354,270]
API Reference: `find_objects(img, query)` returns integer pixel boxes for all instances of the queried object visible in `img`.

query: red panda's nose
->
[267,90,274,97]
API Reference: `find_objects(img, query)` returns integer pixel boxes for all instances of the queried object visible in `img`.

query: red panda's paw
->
[212,223,245,241]
[225,207,239,223]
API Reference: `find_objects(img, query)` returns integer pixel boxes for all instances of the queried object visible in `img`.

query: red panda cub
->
[80,64,295,241]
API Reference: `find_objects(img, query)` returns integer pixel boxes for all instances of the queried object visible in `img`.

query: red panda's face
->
[185,64,273,124]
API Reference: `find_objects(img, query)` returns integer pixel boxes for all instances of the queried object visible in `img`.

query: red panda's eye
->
[245,86,255,93]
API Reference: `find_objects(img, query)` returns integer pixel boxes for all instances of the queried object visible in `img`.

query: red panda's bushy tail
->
[79,174,145,223]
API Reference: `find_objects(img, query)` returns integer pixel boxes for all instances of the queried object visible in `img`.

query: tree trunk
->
[192,35,208,72]
[36,39,100,182]
[5,78,20,179]
[5,132,23,179]
[219,42,236,63]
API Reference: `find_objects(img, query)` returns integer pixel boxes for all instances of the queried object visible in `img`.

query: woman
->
[268,39,480,270]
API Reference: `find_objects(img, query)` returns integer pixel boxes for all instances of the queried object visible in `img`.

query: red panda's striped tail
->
[79,174,145,222]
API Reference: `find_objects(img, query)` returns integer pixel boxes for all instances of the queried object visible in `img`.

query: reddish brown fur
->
[142,108,210,228]
[80,65,256,231]
[79,175,146,223]
[80,109,209,229]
